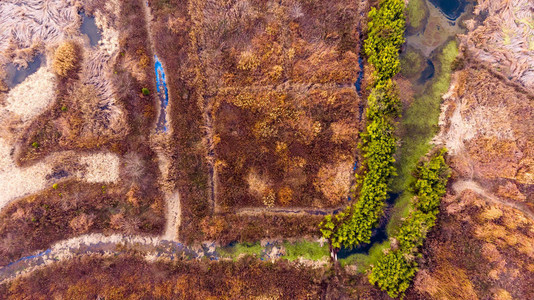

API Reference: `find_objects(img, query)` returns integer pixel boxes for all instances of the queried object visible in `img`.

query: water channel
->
[338,0,472,260]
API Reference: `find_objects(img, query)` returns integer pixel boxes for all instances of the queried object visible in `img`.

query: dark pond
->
[429,0,467,21]
[418,59,435,84]
[80,12,102,47]
[4,55,43,89]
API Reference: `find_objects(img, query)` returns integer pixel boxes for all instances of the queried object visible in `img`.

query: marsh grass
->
[406,0,429,33]
[217,242,263,260]
[339,240,391,271]
[388,40,458,235]
[282,241,329,261]
[400,46,426,79]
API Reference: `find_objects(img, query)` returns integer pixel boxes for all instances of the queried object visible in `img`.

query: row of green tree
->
[319,0,405,250]
[368,148,450,298]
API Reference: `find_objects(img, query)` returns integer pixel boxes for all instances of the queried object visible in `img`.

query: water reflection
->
[4,55,43,89]
[429,0,467,21]
[80,11,102,47]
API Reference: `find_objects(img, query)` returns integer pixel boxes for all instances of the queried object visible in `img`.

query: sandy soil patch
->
[0,138,48,210]
[78,153,120,183]
[5,66,56,122]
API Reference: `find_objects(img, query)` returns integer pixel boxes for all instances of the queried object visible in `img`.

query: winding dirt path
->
[452,179,534,220]
[236,206,342,216]
[163,192,181,240]
[0,233,210,284]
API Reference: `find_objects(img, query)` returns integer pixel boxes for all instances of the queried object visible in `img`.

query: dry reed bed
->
[460,0,534,88]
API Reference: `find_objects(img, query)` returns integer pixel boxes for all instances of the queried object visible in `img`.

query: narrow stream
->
[338,0,471,259]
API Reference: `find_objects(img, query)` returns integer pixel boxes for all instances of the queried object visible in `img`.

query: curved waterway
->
[338,0,472,260]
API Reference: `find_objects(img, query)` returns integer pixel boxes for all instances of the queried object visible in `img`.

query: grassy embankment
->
[387,40,458,235]
[217,240,330,261]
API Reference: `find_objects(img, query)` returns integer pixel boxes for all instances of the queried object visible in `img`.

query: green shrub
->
[368,250,417,298]
[282,241,329,261]
[369,148,450,298]
[320,0,405,250]
[365,0,406,84]
[142,88,150,96]
[31,142,39,149]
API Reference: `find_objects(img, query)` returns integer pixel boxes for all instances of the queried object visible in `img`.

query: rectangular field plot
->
[202,0,364,210]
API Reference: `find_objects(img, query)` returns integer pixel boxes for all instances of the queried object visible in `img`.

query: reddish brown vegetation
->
[148,0,364,244]
[18,0,158,165]
[441,66,534,212]
[148,0,212,244]
[409,190,534,299]
[206,0,363,209]
[0,255,324,299]
[0,180,165,266]
[414,51,534,299]
[197,214,322,244]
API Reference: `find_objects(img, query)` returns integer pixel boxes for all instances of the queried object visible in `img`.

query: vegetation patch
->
[282,241,330,261]
[198,214,322,245]
[391,41,458,195]
[399,46,426,79]
[0,255,325,299]
[209,0,363,210]
[320,0,405,251]
[0,180,165,266]
[369,148,450,298]
[405,0,429,33]
[217,242,263,260]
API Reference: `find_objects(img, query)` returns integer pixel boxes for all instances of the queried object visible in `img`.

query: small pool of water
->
[429,0,467,21]
[80,12,102,47]
[154,55,169,132]
[4,55,43,89]
[418,59,435,84]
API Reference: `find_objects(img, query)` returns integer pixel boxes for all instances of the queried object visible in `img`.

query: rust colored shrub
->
[200,216,226,239]
[53,41,79,77]
[278,186,293,206]
[69,213,95,233]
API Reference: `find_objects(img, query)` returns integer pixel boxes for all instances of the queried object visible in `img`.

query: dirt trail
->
[236,206,341,216]
[452,179,534,220]
[163,192,181,240]
[142,1,181,241]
